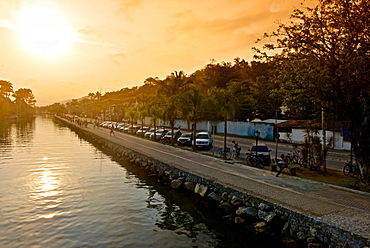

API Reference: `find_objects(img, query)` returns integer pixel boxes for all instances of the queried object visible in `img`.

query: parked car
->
[150,129,168,141]
[100,121,112,128]
[107,122,117,128]
[177,132,193,146]
[115,123,126,130]
[247,143,272,166]
[195,132,213,150]
[119,124,130,131]
[161,130,182,144]
[123,125,140,134]
[136,127,149,136]
[144,129,155,139]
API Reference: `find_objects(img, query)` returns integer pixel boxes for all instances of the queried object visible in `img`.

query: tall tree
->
[0,80,13,98]
[13,88,36,106]
[209,87,237,152]
[177,87,203,150]
[0,80,14,118]
[12,88,36,119]
[256,0,370,181]
[158,71,191,144]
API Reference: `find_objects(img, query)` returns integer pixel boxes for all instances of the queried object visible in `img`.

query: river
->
[0,116,287,248]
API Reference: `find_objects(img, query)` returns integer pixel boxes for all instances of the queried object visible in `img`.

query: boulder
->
[231,195,243,206]
[236,207,258,218]
[308,243,324,248]
[254,221,268,233]
[258,210,277,223]
[221,192,229,201]
[171,179,183,189]
[207,192,222,202]
[234,217,245,224]
[183,182,196,191]
[194,184,208,196]
[281,222,290,235]
[258,202,272,211]
[218,202,234,212]
[246,207,259,218]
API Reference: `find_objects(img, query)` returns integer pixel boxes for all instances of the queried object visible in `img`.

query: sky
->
[0,0,315,106]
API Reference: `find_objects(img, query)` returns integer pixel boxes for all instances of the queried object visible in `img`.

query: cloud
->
[108,53,126,64]
[0,20,17,31]
[76,26,95,36]
[117,0,143,17]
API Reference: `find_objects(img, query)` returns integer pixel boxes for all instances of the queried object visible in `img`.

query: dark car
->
[150,129,168,141]
[177,132,193,146]
[161,130,182,144]
[248,144,272,166]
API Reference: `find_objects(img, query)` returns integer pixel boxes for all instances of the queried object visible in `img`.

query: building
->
[276,120,350,150]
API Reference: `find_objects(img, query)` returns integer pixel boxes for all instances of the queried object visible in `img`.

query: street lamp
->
[254,130,260,156]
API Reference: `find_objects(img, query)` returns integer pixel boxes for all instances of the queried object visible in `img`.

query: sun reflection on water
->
[40,213,56,219]
[38,170,58,197]
[30,162,61,220]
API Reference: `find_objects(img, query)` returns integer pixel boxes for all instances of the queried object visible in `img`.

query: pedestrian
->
[110,125,115,136]
[276,153,289,177]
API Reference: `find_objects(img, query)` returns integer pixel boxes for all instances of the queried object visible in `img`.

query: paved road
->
[211,135,349,171]
[60,118,370,243]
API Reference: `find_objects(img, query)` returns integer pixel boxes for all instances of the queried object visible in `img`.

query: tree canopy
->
[256,0,370,182]
[0,80,36,119]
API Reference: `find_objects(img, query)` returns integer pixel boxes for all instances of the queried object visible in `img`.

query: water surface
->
[0,116,286,247]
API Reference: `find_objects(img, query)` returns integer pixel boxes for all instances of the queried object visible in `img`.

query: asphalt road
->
[211,135,350,171]
[74,116,350,172]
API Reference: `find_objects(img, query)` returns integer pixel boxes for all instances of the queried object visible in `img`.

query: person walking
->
[276,153,289,177]
[110,125,115,136]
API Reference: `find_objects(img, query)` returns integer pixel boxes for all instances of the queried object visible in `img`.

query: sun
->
[17,6,72,58]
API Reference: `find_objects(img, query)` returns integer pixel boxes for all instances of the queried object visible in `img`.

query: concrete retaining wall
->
[56,116,369,248]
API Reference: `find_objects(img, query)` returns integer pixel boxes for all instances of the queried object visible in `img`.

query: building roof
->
[277,120,346,131]
[258,119,288,124]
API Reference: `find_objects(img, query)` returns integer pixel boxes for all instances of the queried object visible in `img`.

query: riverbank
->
[55,115,370,248]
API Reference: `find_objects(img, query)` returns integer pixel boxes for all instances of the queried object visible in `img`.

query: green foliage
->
[0,81,36,119]
[0,80,13,98]
[256,0,370,181]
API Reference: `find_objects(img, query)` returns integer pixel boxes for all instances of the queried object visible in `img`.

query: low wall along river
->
[56,115,370,248]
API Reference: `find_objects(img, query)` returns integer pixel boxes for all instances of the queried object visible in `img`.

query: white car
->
[195,132,213,150]
[136,127,149,136]
[144,129,155,138]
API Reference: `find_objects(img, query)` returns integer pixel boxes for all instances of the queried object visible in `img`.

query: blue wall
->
[171,120,275,140]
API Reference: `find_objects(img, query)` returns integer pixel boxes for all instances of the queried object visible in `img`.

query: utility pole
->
[322,108,326,172]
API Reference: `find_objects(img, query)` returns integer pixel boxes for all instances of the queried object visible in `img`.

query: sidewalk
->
[61,118,370,243]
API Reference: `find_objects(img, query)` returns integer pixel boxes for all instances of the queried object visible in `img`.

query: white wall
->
[278,129,350,150]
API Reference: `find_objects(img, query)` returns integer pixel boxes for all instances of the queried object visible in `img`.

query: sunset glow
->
[17,6,71,57]
[0,0,311,105]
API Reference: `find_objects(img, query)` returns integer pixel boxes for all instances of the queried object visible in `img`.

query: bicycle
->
[215,147,232,160]
[246,153,265,169]
[286,152,301,165]
[231,146,241,159]
[343,161,357,177]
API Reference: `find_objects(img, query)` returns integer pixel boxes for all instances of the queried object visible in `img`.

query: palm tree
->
[210,87,237,152]
[178,87,203,150]
[156,70,192,144]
